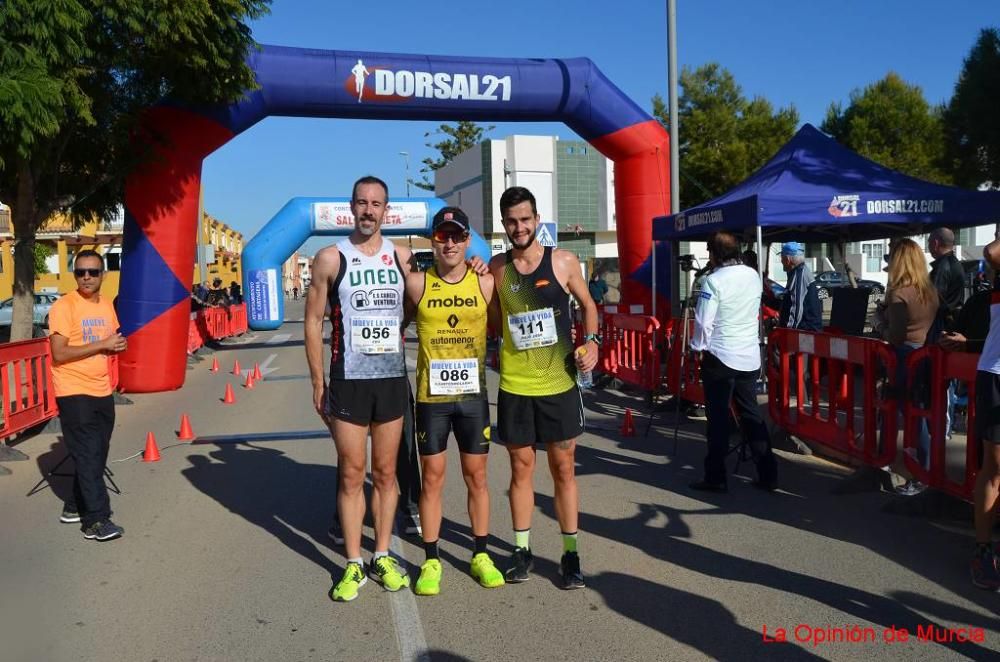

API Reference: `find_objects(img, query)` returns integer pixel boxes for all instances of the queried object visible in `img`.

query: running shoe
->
[368,556,410,592]
[505,547,533,583]
[970,550,1000,591]
[60,507,81,524]
[414,559,442,596]
[82,520,123,541]
[327,519,344,546]
[331,562,367,602]
[470,553,505,589]
[399,512,423,537]
[560,551,585,590]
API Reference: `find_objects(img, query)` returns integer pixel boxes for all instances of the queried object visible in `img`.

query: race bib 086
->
[429,359,480,395]
[351,317,400,354]
[507,308,557,350]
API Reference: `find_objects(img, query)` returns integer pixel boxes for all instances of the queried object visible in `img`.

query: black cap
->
[432,206,470,232]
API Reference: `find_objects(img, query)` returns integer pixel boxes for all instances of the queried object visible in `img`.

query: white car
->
[0,293,59,328]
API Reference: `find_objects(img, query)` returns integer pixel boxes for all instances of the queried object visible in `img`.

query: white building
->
[433,135,617,266]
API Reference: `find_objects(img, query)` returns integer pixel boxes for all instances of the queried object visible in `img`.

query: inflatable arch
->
[243,196,491,330]
[119,45,670,392]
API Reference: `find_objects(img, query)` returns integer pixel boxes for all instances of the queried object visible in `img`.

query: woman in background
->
[883,238,940,495]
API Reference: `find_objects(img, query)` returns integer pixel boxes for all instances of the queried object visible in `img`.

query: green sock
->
[562,531,578,554]
[514,529,530,550]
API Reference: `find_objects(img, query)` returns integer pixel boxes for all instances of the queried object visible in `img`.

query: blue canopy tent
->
[646,123,1000,312]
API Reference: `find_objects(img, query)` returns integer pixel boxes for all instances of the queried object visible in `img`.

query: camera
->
[678,254,696,272]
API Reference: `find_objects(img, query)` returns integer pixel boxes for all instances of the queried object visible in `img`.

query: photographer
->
[688,231,778,493]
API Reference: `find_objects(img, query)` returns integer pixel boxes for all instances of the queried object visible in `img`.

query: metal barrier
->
[767,328,898,467]
[664,317,704,404]
[604,314,661,391]
[901,346,979,501]
[0,338,58,441]
[108,354,120,391]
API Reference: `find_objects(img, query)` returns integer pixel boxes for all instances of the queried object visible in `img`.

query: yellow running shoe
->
[330,561,367,602]
[414,559,443,596]
[368,555,411,592]
[471,552,505,588]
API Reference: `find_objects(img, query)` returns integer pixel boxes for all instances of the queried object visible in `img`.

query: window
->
[861,242,884,273]
[106,252,121,271]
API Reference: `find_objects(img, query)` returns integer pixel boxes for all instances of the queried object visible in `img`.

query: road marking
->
[259,353,279,377]
[267,333,292,345]
[389,533,430,662]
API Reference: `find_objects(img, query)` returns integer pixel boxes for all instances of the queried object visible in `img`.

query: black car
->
[413,251,435,272]
[813,271,885,300]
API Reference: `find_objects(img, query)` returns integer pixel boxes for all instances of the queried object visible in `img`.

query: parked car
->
[413,251,435,272]
[813,271,885,300]
[0,293,59,328]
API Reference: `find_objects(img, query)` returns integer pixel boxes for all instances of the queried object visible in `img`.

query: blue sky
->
[202,0,999,255]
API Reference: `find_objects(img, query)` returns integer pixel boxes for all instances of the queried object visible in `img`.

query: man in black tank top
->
[487,186,601,590]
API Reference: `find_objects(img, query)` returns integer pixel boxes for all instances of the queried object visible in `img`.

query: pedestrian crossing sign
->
[537,222,557,247]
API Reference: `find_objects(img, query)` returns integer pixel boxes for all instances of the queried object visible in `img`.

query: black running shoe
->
[560,552,585,590]
[83,519,123,541]
[398,512,422,537]
[505,547,533,583]
[60,507,81,524]
[327,519,344,546]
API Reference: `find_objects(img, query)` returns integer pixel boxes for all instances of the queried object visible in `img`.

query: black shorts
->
[975,371,1000,444]
[415,398,491,456]
[326,376,409,425]
[497,387,584,446]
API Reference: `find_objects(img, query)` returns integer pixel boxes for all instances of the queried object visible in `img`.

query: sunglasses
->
[74,268,102,277]
[432,229,469,244]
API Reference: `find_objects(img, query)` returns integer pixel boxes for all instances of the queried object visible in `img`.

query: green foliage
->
[652,63,798,208]
[821,72,949,184]
[0,0,271,224]
[415,121,494,191]
[0,0,269,339]
[944,27,1000,188]
[33,242,54,274]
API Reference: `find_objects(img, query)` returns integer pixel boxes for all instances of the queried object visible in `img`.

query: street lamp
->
[398,151,411,198]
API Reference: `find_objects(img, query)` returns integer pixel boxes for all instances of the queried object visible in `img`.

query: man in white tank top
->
[306,176,416,601]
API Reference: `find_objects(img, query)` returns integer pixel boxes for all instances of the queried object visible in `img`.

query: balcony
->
[98,219,124,233]
[0,209,10,235]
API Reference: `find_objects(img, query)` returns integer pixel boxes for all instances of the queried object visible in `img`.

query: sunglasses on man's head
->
[431,229,469,244]
[74,268,102,277]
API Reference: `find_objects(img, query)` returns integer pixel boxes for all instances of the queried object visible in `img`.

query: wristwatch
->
[583,333,602,345]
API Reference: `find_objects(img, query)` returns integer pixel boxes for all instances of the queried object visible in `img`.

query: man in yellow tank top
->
[404,207,505,595]
[487,187,600,590]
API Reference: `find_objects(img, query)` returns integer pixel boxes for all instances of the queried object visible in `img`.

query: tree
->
[414,121,494,191]
[822,72,950,184]
[944,27,1000,188]
[653,63,798,208]
[0,0,270,340]
[33,243,53,275]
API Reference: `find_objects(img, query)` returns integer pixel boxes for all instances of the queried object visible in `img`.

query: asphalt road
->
[1,299,997,662]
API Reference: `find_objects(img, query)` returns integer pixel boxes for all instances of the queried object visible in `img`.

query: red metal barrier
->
[767,328,898,467]
[0,338,58,441]
[604,314,661,391]
[902,346,979,501]
[228,303,248,336]
[108,353,120,391]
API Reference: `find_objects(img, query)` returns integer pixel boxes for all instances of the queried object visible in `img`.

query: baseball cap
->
[780,241,805,257]
[431,206,470,232]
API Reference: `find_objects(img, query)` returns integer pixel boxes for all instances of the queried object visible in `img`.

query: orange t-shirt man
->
[49,290,120,397]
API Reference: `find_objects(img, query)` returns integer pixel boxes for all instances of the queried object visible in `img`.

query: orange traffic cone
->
[621,408,636,437]
[178,414,195,441]
[222,383,236,404]
[142,432,161,462]
[244,370,255,390]
[210,357,219,372]
[232,359,241,376]
[252,362,262,382]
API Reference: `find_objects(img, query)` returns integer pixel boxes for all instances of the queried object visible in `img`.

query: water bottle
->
[576,346,593,388]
